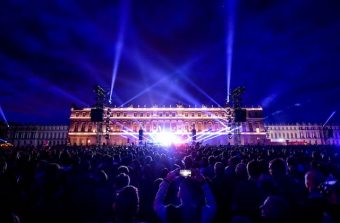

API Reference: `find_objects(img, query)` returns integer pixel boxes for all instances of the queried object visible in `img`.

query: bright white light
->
[151,131,184,146]
[277,138,286,143]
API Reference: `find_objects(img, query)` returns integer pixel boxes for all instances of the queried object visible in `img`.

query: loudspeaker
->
[91,108,104,122]
[139,129,143,141]
[192,129,196,141]
[234,109,247,122]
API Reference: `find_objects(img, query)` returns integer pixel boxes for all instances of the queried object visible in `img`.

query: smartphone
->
[325,180,337,186]
[180,169,191,177]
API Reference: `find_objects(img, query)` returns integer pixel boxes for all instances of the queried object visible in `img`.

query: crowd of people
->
[0,144,339,223]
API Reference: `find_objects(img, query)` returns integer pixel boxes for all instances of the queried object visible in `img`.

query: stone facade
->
[68,106,267,145]
[8,125,68,147]
[265,123,340,145]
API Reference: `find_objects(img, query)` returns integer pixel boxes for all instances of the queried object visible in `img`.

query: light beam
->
[225,0,236,103]
[0,106,9,127]
[323,111,336,127]
[109,0,130,102]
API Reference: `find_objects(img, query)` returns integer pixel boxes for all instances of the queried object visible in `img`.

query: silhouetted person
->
[154,169,216,223]
[114,185,139,223]
[260,196,290,223]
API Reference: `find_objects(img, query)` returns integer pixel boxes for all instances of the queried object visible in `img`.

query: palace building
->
[68,105,267,146]
[266,123,340,145]
[7,124,68,147]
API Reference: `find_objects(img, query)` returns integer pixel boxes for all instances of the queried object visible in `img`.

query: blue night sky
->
[0,0,339,124]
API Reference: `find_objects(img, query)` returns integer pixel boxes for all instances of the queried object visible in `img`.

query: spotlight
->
[151,131,183,146]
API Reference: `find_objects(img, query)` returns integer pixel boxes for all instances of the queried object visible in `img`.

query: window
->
[124,113,127,117]
[140,113,144,117]
[249,123,253,132]
[192,113,194,117]
[82,112,86,117]
[74,122,78,132]
[81,123,86,132]
[198,113,202,117]
[134,113,137,117]
[117,113,121,117]
[185,113,188,117]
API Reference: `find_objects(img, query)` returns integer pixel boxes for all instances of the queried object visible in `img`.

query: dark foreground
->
[0,144,339,223]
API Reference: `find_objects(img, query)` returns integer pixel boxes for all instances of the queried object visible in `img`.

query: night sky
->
[0,0,340,124]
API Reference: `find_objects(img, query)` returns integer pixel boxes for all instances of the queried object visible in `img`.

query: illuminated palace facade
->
[266,123,340,145]
[68,105,267,146]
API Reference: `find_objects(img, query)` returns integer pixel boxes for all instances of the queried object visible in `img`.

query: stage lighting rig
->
[227,86,246,145]
[231,86,245,109]
[92,85,111,146]
[105,108,112,142]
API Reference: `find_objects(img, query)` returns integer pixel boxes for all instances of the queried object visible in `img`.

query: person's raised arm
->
[192,169,216,223]
[153,169,178,222]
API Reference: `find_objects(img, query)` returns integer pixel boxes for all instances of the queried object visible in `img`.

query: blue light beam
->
[109,0,130,102]
[323,111,336,127]
[0,106,9,127]
[225,0,237,103]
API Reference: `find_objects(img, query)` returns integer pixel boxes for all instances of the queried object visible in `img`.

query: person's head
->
[208,155,216,166]
[225,165,236,176]
[235,163,247,180]
[286,156,297,172]
[145,156,153,164]
[304,170,324,192]
[115,185,139,223]
[214,162,224,177]
[117,165,129,175]
[95,170,108,185]
[260,196,290,222]
[247,160,260,179]
[228,156,239,167]
[269,158,287,177]
[114,173,130,190]
[160,168,169,179]
[182,156,193,169]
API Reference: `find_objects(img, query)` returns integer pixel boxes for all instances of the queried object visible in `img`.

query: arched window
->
[74,122,79,132]
[81,122,86,132]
